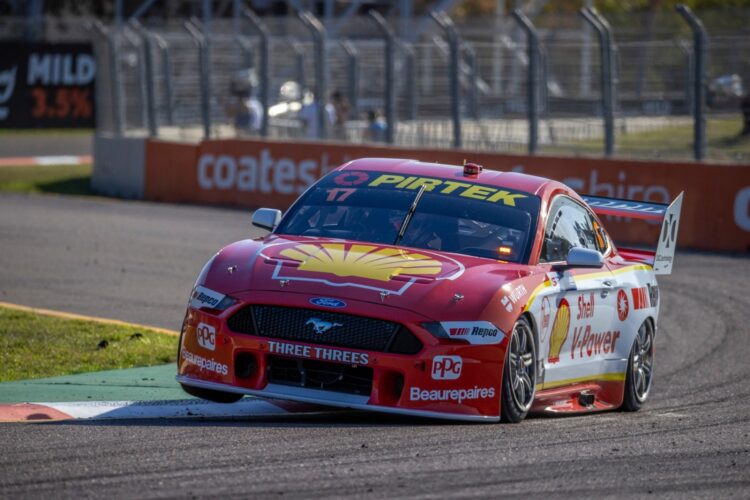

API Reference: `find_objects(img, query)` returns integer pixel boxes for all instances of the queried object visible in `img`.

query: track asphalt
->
[0,192,749,498]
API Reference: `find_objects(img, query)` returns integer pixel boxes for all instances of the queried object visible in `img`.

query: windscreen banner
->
[143,138,750,252]
[0,41,96,128]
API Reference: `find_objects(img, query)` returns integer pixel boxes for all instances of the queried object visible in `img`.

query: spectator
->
[299,89,335,139]
[742,92,750,136]
[330,90,350,141]
[226,69,263,136]
[364,109,387,143]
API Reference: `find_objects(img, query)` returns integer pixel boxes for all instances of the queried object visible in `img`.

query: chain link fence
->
[4,7,747,162]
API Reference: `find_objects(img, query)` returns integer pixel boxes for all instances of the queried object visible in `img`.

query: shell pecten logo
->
[279,243,442,282]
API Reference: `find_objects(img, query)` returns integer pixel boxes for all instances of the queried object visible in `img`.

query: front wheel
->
[621,319,655,411]
[501,317,537,423]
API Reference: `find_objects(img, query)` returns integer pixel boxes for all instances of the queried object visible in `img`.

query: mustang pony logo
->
[306,317,343,334]
[280,243,442,282]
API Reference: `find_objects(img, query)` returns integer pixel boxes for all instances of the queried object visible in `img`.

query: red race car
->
[177,158,683,422]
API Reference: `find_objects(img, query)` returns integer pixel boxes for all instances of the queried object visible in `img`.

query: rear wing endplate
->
[582,192,684,275]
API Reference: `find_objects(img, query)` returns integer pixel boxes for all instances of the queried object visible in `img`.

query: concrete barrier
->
[92,135,146,199]
[96,136,750,252]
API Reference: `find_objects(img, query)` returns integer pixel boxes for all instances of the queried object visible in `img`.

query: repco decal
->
[548,299,571,364]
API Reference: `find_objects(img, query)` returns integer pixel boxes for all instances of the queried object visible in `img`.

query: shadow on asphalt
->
[31,407,576,429]
[36,411,461,428]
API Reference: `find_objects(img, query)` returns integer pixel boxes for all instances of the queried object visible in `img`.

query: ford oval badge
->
[309,297,347,309]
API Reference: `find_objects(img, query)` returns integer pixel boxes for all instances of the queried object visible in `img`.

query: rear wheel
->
[501,317,537,423]
[621,319,655,411]
[180,383,243,404]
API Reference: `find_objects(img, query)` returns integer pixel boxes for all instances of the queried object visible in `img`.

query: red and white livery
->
[177,158,683,422]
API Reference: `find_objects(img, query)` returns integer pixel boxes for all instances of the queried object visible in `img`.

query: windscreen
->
[276,170,541,263]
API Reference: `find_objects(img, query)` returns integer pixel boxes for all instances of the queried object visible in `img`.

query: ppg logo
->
[431,355,463,380]
[196,322,216,351]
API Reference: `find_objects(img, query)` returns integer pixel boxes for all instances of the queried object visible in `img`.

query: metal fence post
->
[241,8,270,137]
[298,11,328,140]
[677,40,694,117]
[511,9,539,155]
[591,9,619,139]
[93,22,124,135]
[123,28,148,132]
[462,43,479,120]
[430,11,461,149]
[130,22,157,137]
[400,42,417,121]
[580,7,615,157]
[341,40,360,119]
[540,45,549,115]
[153,34,174,126]
[184,21,211,139]
[676,4,707,161]
[291,41,306,90]
[238,37,255,72]
[369,11,395,144]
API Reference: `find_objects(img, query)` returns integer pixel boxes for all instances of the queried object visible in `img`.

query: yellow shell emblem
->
[279,243,442,282]
[547,299,570,364]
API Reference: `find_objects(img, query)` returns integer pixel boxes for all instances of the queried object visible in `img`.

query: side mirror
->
[565,247,604,268]
[251,208,282,231]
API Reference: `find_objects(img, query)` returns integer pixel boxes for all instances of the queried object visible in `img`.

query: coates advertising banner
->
[144,138,750,251]
[0,42,95,128]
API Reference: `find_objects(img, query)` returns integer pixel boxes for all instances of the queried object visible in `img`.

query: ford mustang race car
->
[177,158,683,422]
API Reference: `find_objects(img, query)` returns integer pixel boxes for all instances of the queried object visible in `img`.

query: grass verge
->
[544,117,750,162]
[0,163,93,196]
[0,306,177,382]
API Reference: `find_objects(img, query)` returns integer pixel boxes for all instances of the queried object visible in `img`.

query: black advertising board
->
[0,42,96,128]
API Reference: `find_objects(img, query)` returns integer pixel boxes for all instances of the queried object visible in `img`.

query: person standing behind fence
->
[364,109,387,143]
[330,90,350,141]
[299,88,335,140]
[225,69,263,136]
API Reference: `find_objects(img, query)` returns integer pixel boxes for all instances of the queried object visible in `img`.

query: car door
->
[537,196,618,389]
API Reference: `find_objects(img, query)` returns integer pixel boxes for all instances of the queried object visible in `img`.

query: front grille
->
[227,305,422,354]
[267,356,373,396]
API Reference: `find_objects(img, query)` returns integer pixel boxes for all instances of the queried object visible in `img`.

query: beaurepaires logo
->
[0,66,18,120]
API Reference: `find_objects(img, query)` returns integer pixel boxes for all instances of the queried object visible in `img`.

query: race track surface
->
[1,193,749,498]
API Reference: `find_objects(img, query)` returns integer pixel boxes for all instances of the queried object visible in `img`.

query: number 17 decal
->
[326,188,356,202]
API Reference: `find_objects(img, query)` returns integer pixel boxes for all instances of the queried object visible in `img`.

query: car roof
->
[337,158,554,197]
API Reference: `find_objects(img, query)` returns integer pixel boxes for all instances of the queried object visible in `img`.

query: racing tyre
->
[501,317,537,423]
[180,383,243,404]
[621,319,655,412]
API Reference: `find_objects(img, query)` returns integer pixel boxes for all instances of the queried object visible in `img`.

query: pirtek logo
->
[306,317,343,334]
[431,356,463,380]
